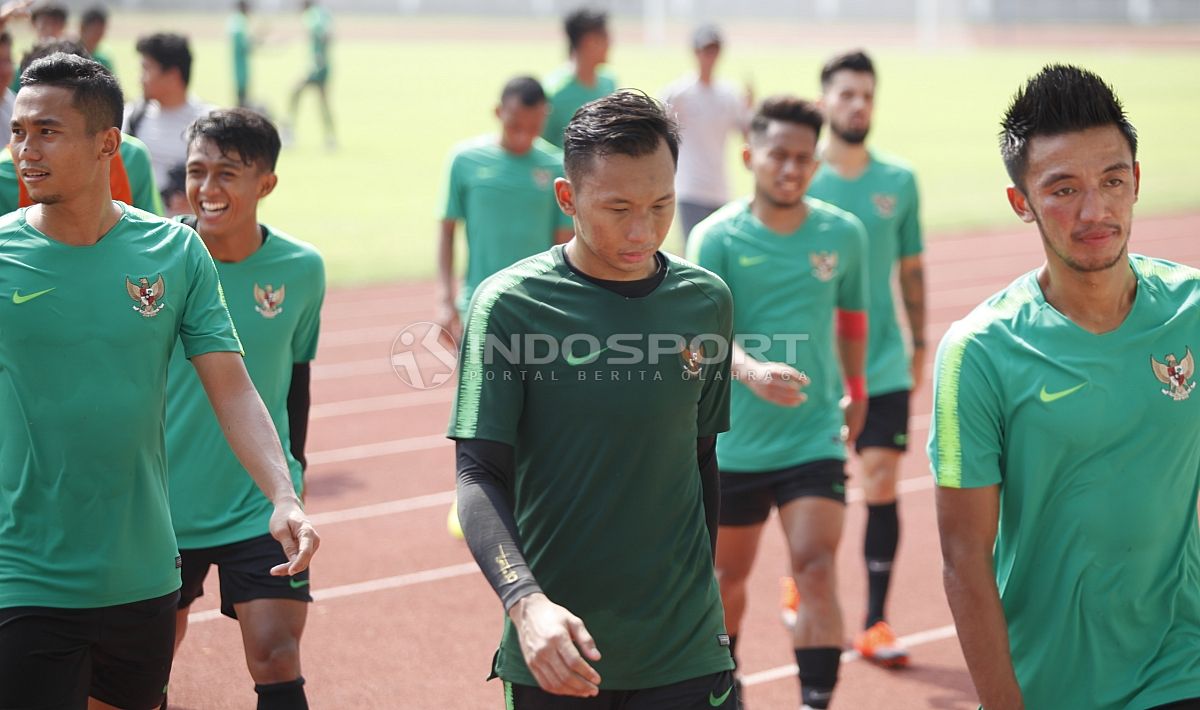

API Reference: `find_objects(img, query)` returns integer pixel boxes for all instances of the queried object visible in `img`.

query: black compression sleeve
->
[287,363,312,470]
[698,435,719,559]
[456,439,543,610]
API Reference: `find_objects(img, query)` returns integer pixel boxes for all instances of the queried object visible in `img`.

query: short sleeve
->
[447,286,525,446]
[898,172,923,258]
[179,230,242,358]
[927,330,1004,488]
[696,282,733,437]
[684,219,728,278]
[837,216,869,311]
[121,136,164,216]
[440,151,466,221]
[291,252,326,363]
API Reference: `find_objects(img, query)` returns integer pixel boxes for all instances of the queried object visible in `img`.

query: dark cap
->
[692,23,722,50]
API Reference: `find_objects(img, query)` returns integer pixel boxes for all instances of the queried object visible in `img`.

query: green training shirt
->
[540,65,617,148]
[0,204,242,610]
[166,225,324,550]
[304,5,332,73]
[928,255,1200,709]
[687,198,868,472]
[441,135,571,314]
[229,12,251,91]
[448,246,735,689]
[808,150,922,397]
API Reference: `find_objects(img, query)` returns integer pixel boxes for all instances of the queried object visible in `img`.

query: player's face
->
[496,98,547,155]
[555,137,675,280]
[695,43,720,75]
[821,69,874,145]
[577,29,609,66]
[10,86,116,205]
[32,16,66,40]
[80,21,106,49]
[1007,125,1139,274]
[745,120,820,209]
[186,137,277,241]
[140,56,168,101]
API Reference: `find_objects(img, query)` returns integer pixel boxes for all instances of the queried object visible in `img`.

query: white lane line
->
[308,434,450,466]
[740,624,958,686]
[311,390,452,419]
[308,491,456,525]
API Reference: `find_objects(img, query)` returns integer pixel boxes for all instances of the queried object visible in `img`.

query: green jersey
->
[540,65,617,148]
[229,12,251,90]
[808,150,922,396]
[687,198,868,471]
[928,256,1200,709]
[0,204,241,610]
[167,225,324,549]
[449,246,735,689]
[0,135,163,216]
[303,5,332,72]
[441,135,571,314]
[90,45,116,74]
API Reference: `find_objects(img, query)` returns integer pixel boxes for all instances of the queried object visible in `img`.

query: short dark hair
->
[135,32,192,86]
[30,1,68,23]
[820,50,875,88]
[1000,64,1138,190]
[81,5,108,27]
[20,52,123,133]
[749,95,824,141]
[21,39,89,76]
[500,76,545,107]
[564,9,607,53]
[563,89,679,180]
[186,108,281,172]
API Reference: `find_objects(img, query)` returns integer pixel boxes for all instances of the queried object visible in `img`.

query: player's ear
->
[554,177,576,217]
[1006,185,1036,223]
[742,144,752,170]
[1132,161,1140,202]
[257,171,278,199]
[99,127,121,159]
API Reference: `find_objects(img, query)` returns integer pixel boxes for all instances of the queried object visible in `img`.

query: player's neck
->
[698,67,715,85]
[572,58,599,86]
[498,134,532,156]
[27,190,122,247]
[201,220,263,263]
[1038,255,1137,334]
[750,194,809,235]
[820,137,870,179]
[154,87,188,110]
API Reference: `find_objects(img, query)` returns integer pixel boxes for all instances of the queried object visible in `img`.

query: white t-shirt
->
[123,97,215,190]
[0,89,14,147]
[661,74,748,206]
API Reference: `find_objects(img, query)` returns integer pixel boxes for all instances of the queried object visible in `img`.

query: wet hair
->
[1000,64,1138,190]
[564,8,607,54]
[749,95,824,142]
[135,32,192,86]
[81,5,108,28]
[20,52,123,133]
[820,49,875,88]
[20,39,89,76]
[562,89,678,181]
[186,108,281,172]
[30,1,68,24]
[500,75,545,107]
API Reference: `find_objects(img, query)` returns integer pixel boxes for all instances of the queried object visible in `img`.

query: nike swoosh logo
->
[289,578,310,589]
[565,347,608,366]
[709,686,733,706]
[12,288,55,304]
[1039,382,1087,403]
[738,255,768,267]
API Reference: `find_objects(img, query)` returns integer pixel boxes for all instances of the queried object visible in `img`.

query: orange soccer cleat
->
[854,621,910,668]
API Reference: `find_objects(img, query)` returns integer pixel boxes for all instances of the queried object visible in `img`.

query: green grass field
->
[15,14,1199,284]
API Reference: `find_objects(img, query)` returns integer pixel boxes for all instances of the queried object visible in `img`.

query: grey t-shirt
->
[123,97,214,189]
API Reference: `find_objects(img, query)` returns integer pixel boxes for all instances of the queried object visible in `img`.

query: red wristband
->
[845,375,867,402]
[836,310,867,340]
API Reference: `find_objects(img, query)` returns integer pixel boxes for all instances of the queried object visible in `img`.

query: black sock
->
[794,647,840,709]
[255,676,308,710]
[864,502,899,628]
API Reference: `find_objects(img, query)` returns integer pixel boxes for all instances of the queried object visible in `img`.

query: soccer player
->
[167,108,323,709]
[930,64,1200,709]
[660,23,751,245]
[802,49,925,667]
[688,96,868,710]
[287,0,334,149]
[0,52,317,710]
[540,8,615,149]
[28,0,64,40]
[78,5,113,73]
[450,90,739,708]
[0,39,163,215]
[229,1,255,107]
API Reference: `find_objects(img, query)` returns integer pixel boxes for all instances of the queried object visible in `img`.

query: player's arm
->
[836,309,868,441]
[287,362,311,469]
[191,351,319,575]
[456,439,602,697]
[436,218,460,338]
[900,256,926,389]
[731,340,808,406]
[936,484,1024,709]
[697,435,720,559]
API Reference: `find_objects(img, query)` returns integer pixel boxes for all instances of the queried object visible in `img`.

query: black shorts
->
[719,459,847,526]
[504,670,739,709]
[855,389,911,453]
[0,590,178,710]
[179,533,312,619]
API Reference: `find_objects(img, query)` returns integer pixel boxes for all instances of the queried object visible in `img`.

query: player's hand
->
[910,344,927,392]
[435,301,462,345]
[268,496,320,576]
[508,593,602,697]
[842,397,868,444]
[743,361,809,407]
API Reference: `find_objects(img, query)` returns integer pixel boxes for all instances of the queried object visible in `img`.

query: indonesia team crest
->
[872,193,897,218]
[679,342,706,379]
[1151,349,1195,401]
[810,251,838,282]
[532,168,553,189]
[126,275,165,317]
[254,283,286,319]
